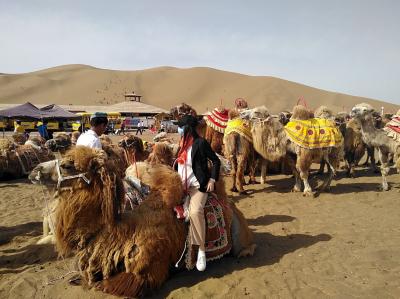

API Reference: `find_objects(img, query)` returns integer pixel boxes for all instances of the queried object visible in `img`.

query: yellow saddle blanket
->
[224,118,253,143]
[285,118,342,149]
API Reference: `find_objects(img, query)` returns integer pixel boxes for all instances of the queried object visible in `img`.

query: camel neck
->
[358,115,380,147]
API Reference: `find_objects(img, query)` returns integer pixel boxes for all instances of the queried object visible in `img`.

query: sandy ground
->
[1,154,400,298]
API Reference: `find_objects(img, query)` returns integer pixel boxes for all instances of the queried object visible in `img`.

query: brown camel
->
[45,132,72,153]
[351,103,400,190]
[223,110,259,194]
[241,105,343,196]
[0,138,55,180]
[31,135,143,245]
[30,146,255,298]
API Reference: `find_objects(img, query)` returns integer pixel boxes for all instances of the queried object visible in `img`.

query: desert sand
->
[0,64,399,114]
[1,132,400,298]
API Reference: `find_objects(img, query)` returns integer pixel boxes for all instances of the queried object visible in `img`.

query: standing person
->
[76,112,108,149]
[136,120,143,135]
[120,121,125,135]
[37,120,49,140]
[174,115,221,272]
[14,120,25,134]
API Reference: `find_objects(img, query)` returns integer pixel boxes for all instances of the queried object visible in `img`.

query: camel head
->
[118,134,144,153]
[29,159,59,186]
[170,103,197,120]
[279,111,292,125]
[314,106,334,120]
[30,146,107,189]
[291,105,314,120]
[25,136,46,151]
[350,103,375,119]
[45,133,71,152]
[239,105,270,121]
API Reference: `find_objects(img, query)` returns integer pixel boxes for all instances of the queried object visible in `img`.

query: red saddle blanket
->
[175,193,232,270]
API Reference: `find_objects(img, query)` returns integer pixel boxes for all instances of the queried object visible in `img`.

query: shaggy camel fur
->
[31,147,254,297]
[224,110,259,194]
[351,103,400,190]
[12,133,27,145]
[32,135,132,245]
[147,142,175,166]
[205,125,224,154]
[241,105,343,196]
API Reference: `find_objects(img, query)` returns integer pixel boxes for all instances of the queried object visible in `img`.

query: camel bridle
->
[53,159,91,189]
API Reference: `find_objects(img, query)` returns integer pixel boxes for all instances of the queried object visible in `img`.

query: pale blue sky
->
[0,0,399,104]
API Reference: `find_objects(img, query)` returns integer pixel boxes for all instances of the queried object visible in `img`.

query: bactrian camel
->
[241,105,343,196]
[351,103,400,190]
[30,146,255,297]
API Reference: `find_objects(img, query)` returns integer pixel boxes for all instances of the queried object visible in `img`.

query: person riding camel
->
[174,115,221,271]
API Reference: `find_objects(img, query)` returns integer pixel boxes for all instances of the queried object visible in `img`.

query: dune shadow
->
[0,243,57,274]
[153,231,331,298]
[0,222,42,245]
[248,214,296,226]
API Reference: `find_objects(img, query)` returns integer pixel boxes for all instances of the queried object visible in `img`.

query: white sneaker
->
[196,249,206,271]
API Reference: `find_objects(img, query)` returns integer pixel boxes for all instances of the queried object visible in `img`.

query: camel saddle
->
[205,108,229,134]
[175,193,232,270]
[383,116,400,142]
[285,118,343,149]
[224,118,253,143]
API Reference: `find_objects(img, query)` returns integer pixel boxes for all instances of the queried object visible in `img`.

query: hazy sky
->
[1,0,399,104]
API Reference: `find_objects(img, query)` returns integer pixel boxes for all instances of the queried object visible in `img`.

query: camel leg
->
[297,155,314,197]
[229,156,238,193]
[319,156,336,192]
[247,150,259,185]
[288,155,301,192]
[260,159,267,185]
[43,216,49,236]
[236,155,247,194]
[367,146,379,173]
[345,151,355,177]
[317,160,325,175]
[378,149,390,191]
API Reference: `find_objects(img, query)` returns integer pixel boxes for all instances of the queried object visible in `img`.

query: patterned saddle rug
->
[205,108,229,134]
[224,118,253,143]
[383,116,400,142]
[285,118,342,149]
[175,193,232,270]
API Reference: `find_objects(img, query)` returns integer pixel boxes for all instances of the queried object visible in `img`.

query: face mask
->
[178,127,184,136]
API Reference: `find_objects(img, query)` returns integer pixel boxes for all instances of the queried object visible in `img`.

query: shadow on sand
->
[247,214,296,226]
[0,222,42,245]
[0,243,57,274]
[153,225,331,298]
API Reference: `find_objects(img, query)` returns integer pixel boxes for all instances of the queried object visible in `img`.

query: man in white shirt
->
[76,112,108,149]
[136,120,143,135]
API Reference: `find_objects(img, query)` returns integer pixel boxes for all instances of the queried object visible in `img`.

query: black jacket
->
[175,137,221,192]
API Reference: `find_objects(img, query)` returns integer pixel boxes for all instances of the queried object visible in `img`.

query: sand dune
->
[0,64,398,113]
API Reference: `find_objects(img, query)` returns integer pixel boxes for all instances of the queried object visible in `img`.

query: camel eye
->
[61,162,73,170]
